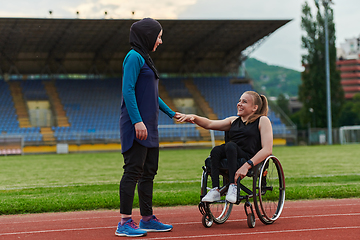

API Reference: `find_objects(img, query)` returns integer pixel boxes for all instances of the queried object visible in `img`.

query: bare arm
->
[234,116,273,182]
[178,114,237,131]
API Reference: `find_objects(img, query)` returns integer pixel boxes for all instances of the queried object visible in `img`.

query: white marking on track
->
[1,212,360,226]
[3,226,358,238]
[0,226,115,236]
[1,212,360,237]
[141,226,360,239]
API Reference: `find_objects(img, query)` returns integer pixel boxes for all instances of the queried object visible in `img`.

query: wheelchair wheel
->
[253,155,285,225]
[201,169,233,224]
[247,213,256,228]
[202,214,213,228]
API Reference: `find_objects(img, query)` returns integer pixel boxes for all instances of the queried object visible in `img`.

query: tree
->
[277,93,290,115]
[299,1,344,128]
[338,93,360,126]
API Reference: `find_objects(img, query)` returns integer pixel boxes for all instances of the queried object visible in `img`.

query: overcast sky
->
[1,0,359,72]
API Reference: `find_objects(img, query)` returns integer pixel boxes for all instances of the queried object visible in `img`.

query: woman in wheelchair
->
[179,91,273,204]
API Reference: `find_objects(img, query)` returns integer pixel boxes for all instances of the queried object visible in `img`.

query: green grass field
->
[1,144,360,214]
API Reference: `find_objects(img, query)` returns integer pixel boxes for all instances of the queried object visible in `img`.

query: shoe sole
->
[225,198,236,204]
[115,231,147,237]
[140,227,173,232]
[201,197,221,202]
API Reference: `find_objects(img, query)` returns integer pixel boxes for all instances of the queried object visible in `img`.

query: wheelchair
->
[198,155,285,228]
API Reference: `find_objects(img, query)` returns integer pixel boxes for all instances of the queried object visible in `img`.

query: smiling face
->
[237,93,258,120]
[152,30,163,52]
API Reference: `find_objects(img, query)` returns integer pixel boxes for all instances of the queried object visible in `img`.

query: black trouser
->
[120,141,159,216]
[210,141,250,188]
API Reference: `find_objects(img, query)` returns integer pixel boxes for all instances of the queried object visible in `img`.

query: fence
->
[0,136,24,155]
[298,128,340,145]
[0,123,297,148]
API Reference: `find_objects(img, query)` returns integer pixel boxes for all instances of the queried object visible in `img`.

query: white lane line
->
[2,225,359,238]
[174,212,360,225]
[2,201,360,225]
[283,202,360,209]
[1,212,360,227]
[1,213,360,236]
[0,215,119,225]
[0,226,115,236]
[141,226,360,240]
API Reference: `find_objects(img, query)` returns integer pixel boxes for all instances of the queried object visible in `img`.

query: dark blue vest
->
[120,61,159,153]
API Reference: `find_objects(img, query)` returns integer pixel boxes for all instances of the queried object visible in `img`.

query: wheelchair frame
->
[198,155,285,228]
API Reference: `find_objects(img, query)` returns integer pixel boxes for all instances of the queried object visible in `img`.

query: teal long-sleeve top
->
[120,49,175,152]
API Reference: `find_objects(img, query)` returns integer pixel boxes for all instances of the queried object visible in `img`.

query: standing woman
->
[116,18,183,237]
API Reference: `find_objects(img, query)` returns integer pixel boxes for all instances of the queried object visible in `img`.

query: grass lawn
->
[1,144,360,214]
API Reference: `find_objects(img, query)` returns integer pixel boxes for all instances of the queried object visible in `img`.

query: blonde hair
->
[244,91,268,124]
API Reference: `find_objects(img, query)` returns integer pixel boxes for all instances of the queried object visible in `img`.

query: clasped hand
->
[135,112,187,140]
[177,114,195,123]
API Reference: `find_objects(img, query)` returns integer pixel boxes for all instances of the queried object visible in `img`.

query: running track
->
[1,198,359,239]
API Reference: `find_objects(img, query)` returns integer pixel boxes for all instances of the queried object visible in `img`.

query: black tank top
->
[227,117,262,157]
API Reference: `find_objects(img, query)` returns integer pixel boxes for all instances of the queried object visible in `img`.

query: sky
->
[1,0,359,72]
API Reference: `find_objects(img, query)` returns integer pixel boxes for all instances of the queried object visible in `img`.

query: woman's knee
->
[210,145,224,157]
[225,141,238,152]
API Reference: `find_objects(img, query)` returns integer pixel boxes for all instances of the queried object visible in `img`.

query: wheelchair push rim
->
[253,155,286,224]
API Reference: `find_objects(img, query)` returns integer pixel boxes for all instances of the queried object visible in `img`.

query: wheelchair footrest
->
[198,202,206,215]
[244,199,255,217]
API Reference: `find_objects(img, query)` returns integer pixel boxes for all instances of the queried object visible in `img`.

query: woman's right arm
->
[122,51,148,140]
[122,51,144,125]
[179,114,236,131]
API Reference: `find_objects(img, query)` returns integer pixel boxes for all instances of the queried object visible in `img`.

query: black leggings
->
[120,141,159,216]
[210,141,250,188]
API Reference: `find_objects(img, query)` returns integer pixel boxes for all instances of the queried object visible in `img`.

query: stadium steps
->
[43,81,70,127]
[8,81,32,128]
[40,127,56,144]
[183,79,219,140]
[158,81,179,123]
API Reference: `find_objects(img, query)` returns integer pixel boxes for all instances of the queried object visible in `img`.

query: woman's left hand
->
[234,164,250,183]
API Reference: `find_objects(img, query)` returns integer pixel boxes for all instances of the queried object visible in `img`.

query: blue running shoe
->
[139,215,173,232]
[115,219,147,237]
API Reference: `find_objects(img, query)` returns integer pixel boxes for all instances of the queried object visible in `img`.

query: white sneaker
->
[202,187,220,202]
[226,184,238,203]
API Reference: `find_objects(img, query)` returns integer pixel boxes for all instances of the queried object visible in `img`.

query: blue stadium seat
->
[54,79,122,141]
[1,77,288,143]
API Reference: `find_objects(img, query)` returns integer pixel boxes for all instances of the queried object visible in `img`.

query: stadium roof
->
[0,18,290,76]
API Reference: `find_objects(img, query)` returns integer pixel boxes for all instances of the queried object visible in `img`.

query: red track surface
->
[1,198,360,239]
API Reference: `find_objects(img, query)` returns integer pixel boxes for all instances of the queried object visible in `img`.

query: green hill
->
[245,58,301,97]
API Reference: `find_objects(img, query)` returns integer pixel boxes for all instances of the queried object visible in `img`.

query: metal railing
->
[0,123,297,147]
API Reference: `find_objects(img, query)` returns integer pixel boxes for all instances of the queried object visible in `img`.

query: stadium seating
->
[192,76,253,119]
[0,80,18,133]
[53,79,122,142]
[161,77,192,98]
[192,76,287,136]
[0,77,288,145]
[21,80,49,100]
[159,77,192,126]
[0,80,42,143]
[52,77,287,141]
